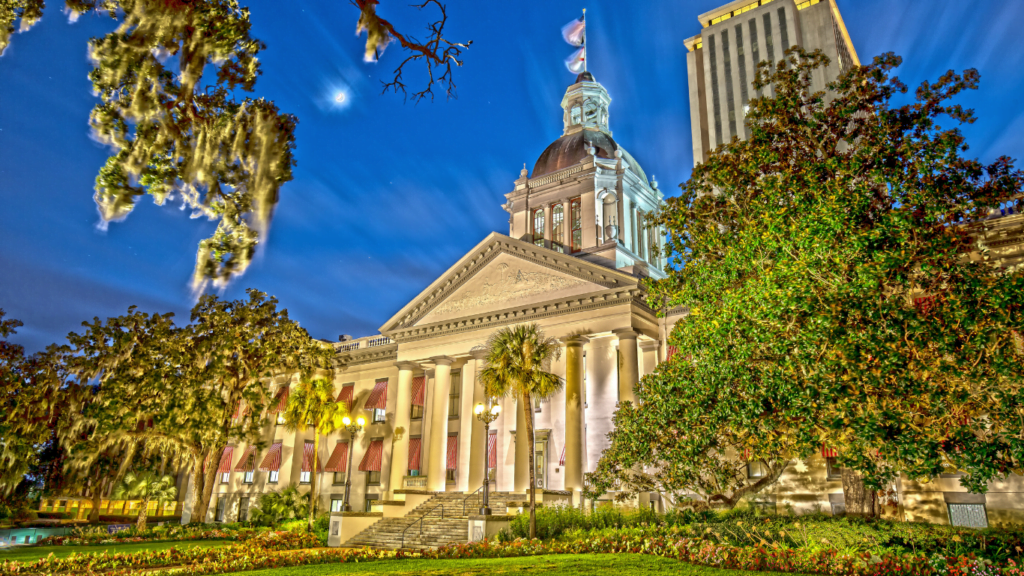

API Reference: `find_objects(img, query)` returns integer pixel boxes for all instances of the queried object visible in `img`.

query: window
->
[777,8,789,54]
[747,460,768,479]
[372,408,386,423]
[411,403,424,419]
[826,457,841,481]
[367,471,381,485]
[243,470,254,484]
[551,203,565,252]
[708,34,722,145]
[722,30,736,139]
[300,471,311,484]
[276,413,286,426]
[220,472,230,484]
[763,13,774,63]
[330,497,345,512]
[238,497,250,522]
[735,23,749,137]
[532,207,545,247]
[215,497,227,523]
[449,371,461,418]
[364,496,378,513]
[636,210,645,260]
[570,197,582,252]
[333,472,347,485]
[446,469,457,483]
[948,504,988,528]
[749,19,760,97]
[269,470,279,483]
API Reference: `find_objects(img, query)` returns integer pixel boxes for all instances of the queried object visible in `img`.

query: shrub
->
[249,486,308,527]
[12,508,37,522]
[508,504,663,540]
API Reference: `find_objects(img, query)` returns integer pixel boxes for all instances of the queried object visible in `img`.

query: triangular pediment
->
[380,233,638,332]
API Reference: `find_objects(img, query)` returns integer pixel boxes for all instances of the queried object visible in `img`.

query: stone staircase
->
[345,491,511,550]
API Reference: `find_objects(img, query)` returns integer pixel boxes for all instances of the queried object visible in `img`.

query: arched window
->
[551,204,564,253]
[636,209,645,260]
[532,207,545,247]
[570,197,582,253]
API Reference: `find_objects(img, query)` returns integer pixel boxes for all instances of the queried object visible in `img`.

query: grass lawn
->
[235,554,799,576]
[0,539,234,563]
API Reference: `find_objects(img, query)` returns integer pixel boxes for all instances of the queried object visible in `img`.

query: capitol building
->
[173,0,1024,541]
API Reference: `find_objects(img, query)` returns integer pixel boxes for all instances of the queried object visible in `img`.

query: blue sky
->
[2,0,1023,352]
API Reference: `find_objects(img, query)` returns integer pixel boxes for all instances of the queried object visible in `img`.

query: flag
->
[565,47,586,74]
[561,16,585,47]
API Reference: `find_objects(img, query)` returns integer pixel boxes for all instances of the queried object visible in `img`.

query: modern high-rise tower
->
[684,0,858,165]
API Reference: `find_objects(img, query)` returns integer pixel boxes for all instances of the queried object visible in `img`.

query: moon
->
[334,92,347,103]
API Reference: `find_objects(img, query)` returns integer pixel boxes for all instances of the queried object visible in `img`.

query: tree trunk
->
[137,495,150,531]
[841,467,878,517]
[524,390,537,540]
[189,448,218,524]
[88,475,104,523]
[308,431,318,532]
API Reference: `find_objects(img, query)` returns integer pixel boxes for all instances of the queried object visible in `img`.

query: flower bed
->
[0,530,321,576]
[38,525,262,547]
[8,525,1023,576]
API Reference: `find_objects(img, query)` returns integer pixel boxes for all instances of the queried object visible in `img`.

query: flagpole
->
[582,8,587,73]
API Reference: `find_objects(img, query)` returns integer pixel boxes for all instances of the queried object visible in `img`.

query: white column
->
[614,329,640,405]
[465,349,488,491]
[514,396,530,494]
[640,340,660,377]
[456,359,475,492]
[563,336,588,500]
[387,362,418,498]
[426,356,453,492]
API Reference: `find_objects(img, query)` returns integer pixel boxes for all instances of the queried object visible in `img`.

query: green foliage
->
[281,377,348,530]
[508,504,662,541]
[480,323,564,540]
[590,49,1024,512]
[249,486,309,527]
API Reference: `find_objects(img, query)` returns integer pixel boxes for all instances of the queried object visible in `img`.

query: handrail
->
[400,501,445,550]
[462,485,484,517]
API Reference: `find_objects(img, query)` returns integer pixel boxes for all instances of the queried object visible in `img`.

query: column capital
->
[469,348,488,360]
[560,335,590,347]
[613,328,639,341]
[394,361,420,371]
[425,369,435,378]
[639,340,660,351]
[430,355,455,366]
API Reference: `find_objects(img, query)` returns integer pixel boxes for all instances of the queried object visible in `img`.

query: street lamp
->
[473,399,502,515]
[341,414,366,512]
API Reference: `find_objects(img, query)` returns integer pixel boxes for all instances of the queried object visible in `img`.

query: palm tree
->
[479,323,563,540]
[110,471,177,530]
[281,377,349,531]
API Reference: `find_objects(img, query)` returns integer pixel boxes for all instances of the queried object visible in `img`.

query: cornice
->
[388,237,637,331]
[388,287,653,344]
[337,344,398,367]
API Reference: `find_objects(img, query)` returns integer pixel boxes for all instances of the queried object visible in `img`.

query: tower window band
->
[532,207,545,247]
[551,203,565,252]
[570,197,582,252]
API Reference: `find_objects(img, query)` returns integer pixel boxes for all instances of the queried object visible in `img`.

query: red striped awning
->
[741,448,752,461]
[337,384,354,411]
[365,379,389,410]
[408,437,422,471]
[446,435,458,470]
[233,446,257,472]
[359,439,384,472]
[216,446,235,474]
[411,376,426,407]
[488,432,497,468]
[269,387,289,415]
[258,441,283,471]
[559,443,565,466]
[301,441,322,473]
[324,441,349,473]
[232,400,242,420]
[821,446,838,459]
[667,345,678,361]
[914,295,939,315]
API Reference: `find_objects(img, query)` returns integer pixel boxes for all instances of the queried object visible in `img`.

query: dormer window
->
[570,105,582,126]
